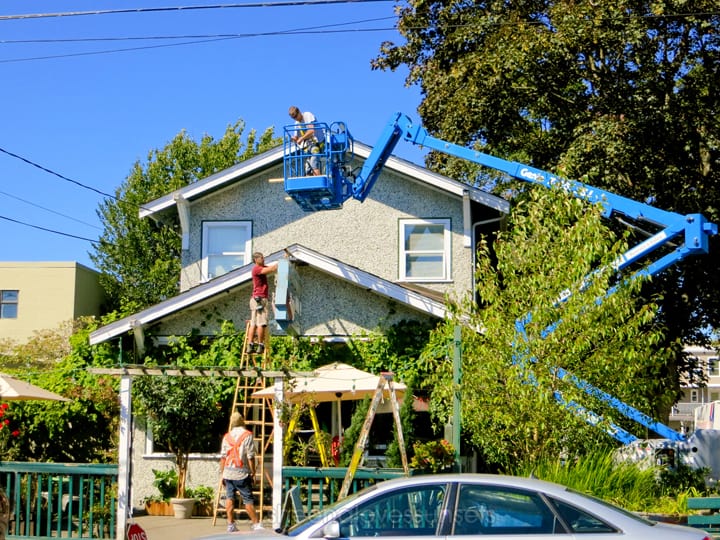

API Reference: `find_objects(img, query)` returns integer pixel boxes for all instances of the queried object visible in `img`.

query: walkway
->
[131,515,271,540]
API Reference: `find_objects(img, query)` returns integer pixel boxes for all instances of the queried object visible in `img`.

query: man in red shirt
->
[247,252,278,354]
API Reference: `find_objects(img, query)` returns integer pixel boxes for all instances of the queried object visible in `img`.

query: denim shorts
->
[225,477,253,505]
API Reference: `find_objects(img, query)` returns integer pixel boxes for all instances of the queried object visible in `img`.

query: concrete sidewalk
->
[131,515,270,540]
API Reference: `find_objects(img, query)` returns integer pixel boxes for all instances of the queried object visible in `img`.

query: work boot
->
[245,342,256,355]
[255,343,265,355]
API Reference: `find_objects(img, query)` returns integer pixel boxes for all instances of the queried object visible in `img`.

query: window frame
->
[0,290,19,319]
[399,218,452,282]
[201,221,252,281]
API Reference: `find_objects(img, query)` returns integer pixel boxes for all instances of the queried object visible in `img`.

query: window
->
[691,389,699,403]
[201,221,251,280]
[0,290,18,318]
[400,219,451,281]
[454,484,557,535]
[336,484,447,537]
[709,357,719,377]
[550,498,618,533]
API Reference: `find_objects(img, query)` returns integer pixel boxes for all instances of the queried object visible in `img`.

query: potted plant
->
[186,485,215,516]
[134,375,222,519]
[142,469,177,516]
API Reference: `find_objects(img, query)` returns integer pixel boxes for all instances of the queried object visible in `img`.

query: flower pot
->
[170,498,196,519]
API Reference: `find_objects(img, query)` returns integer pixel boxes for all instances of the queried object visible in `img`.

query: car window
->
[335,484,447,537]
[549,498,618,534]
[453,484,559,535]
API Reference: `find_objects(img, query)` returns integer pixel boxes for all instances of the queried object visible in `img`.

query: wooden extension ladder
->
[212,321,272,525]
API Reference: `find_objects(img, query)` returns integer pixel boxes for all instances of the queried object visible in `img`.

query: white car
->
[200,473,711,539]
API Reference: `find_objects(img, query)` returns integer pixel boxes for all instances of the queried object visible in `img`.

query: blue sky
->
[0,1,426,269]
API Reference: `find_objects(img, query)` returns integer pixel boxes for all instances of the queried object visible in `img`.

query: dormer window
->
[399,218,451,281]
[201,221,251,280]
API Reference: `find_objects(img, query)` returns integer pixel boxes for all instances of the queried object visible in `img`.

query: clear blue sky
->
[0,1,426,269]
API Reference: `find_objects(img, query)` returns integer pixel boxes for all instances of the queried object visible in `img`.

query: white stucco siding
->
[180,165,473,302]
[293,266,437,336]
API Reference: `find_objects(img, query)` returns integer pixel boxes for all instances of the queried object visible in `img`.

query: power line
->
[0,214,99,243]
[0,0,391,21]
[0,17,395,44]
[0,18,396,64]
[0,189,101,230]
[0,146,117,200]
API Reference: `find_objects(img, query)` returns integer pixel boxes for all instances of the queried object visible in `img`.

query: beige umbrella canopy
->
[252,362,406,403]
[0,373,70,402]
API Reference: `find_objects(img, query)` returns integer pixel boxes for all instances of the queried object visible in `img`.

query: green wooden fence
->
[0,462,118,540]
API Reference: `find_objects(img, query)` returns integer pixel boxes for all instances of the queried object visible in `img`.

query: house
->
[668,345,720,433]
[88,139,510,508]
[0,261,106,345]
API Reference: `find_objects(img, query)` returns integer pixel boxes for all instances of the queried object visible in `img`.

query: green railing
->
[281,466,407,518]
[0,462,118,540]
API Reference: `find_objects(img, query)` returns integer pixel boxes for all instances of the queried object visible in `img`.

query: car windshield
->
[565,488,655,526]
[285,484,378,536]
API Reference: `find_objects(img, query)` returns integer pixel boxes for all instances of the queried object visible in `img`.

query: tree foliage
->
[423,188,672,469]
[374,0,720,355]
[90,121,280,313]
[0,318,120,463]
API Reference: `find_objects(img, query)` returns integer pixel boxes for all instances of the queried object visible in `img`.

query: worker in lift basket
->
[288,105,325,176]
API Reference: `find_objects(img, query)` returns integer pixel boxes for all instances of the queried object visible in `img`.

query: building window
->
[201,221,251,280]
[0,290,18,318]
[399,218,451,281]
[691,389,699,402]
[708,357,719,377]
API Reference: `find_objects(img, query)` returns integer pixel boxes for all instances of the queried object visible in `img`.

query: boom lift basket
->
[283,121,354,211]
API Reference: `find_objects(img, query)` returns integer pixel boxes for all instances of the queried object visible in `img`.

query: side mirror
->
[321,521,341,538]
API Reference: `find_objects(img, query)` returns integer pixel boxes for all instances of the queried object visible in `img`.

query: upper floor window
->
[708,357,720,377]
[201,221,251,280]
[0,290,18,318]
[399,218,451,281]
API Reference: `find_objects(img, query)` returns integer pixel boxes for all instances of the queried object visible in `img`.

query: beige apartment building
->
[0,262,106,344]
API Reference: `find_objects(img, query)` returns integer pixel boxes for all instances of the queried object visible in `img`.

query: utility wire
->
[0,214,99,243]
[0,16,395,44]
[0,17,396,63]
[0,189,101,229]
[0,147,116,200]
[0,0,392,21]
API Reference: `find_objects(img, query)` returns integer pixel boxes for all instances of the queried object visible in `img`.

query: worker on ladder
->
[220,412,264,532]
[247,252,278,355]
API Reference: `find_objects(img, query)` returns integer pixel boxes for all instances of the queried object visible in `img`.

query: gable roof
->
[88,244,450,346]
[138,141,509,221]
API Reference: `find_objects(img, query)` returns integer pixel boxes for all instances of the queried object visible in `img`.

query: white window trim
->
[399,218,452,282]
[201,221,251,281]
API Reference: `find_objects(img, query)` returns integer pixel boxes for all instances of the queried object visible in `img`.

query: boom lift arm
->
[283,112,718,443]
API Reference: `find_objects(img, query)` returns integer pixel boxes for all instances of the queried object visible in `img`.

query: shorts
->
[225,477,254,505]
[249,297,269,326]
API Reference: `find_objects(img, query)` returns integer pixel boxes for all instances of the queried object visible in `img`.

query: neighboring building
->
[0,261,106,344]
[668,345,720,433]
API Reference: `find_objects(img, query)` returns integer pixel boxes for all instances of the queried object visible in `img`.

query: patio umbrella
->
[0,373,70,402]
[252,362,406,403]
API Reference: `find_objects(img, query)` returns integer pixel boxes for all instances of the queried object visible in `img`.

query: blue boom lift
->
[283,112,720,475]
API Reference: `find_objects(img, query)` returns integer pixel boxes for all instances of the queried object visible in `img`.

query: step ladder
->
[212,321,273,526]
[338,372,409,499]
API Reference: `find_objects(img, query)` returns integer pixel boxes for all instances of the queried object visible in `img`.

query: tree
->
[133,375,222,498]
[423,188,671,469]
[90,121,280,313]
[0,318,120,463]
[374,1,720,372]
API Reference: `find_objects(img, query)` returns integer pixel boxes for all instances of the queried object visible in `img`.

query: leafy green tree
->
[374,0,720,371]
[90,121,280,313]
[133,375,222,498]
[423,188,671,469]
[1,318,120,463]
